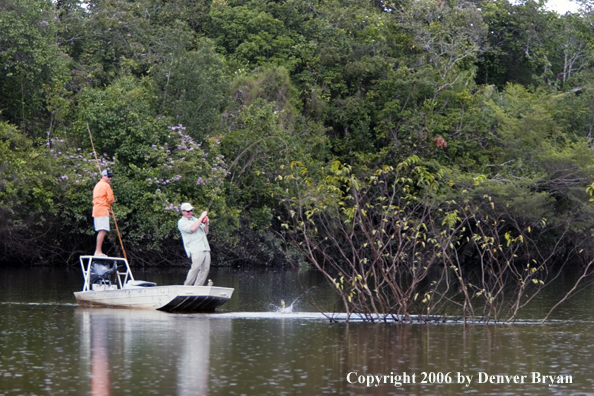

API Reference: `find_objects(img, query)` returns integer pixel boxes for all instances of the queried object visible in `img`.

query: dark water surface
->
[1,266,594,395]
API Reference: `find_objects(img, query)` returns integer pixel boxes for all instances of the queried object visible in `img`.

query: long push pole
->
[87,122,128,262]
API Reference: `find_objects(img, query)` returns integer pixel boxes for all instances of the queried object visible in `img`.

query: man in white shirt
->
[177,202,211,286]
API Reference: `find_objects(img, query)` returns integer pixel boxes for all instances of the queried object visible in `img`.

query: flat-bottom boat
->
[74,255,233,313]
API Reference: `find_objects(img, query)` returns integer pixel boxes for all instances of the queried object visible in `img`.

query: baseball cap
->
[101,169,114,177]
[180,202,194,212]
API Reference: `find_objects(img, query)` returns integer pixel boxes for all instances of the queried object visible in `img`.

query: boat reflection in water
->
[77,308,232,395]
[89,318,110,395]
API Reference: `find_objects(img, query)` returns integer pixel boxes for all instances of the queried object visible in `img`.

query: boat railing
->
[79,255,135,292]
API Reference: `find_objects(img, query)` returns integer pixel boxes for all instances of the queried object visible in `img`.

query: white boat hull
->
[74,255,233,313]
[74,285,233,312]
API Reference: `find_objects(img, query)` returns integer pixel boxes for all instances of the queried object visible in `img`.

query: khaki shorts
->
[94,216,110,232]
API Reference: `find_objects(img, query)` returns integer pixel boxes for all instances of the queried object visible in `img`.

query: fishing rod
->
[87,122,128,262]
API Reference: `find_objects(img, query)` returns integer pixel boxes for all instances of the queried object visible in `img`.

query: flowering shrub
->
[42,122,234,260]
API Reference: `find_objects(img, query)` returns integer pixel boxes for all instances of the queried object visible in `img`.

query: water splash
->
[271,299,296,313]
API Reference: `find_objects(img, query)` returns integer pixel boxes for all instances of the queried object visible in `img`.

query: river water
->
[1,265,594,395]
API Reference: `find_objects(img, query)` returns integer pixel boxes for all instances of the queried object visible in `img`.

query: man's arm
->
[107,185,115,214]
[189,211,208,233]
[107,185,115,205]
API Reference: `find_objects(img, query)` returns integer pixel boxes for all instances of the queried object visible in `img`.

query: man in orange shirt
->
[93,169,115,257]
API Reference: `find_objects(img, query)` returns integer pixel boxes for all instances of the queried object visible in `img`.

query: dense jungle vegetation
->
[3,0,594,283]
[7,0,594,320]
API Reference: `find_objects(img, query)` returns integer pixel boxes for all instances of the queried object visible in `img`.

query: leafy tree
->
[218,66,329,263]
[476,0,558,87]
[474,84,594,229]
[0,122,58,263]
[58,0,194,88]
[0,0,70,137]
[400,0,487,96]
[151,39,230,141]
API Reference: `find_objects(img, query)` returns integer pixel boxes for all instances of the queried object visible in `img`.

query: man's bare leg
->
[95,230,106,256]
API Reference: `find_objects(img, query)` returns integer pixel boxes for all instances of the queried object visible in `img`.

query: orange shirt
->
[92,179,114,217]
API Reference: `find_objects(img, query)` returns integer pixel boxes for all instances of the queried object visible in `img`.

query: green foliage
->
[277,157,574,322]
[0,122,56,216]
[0,122,59,262]
[151,39,230,140]
[476,0,555,87]
[72,76,162,165]
[4,0,594,271]
[217,66,328,263]
[58,0,194,88]
[0,0,70,136]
